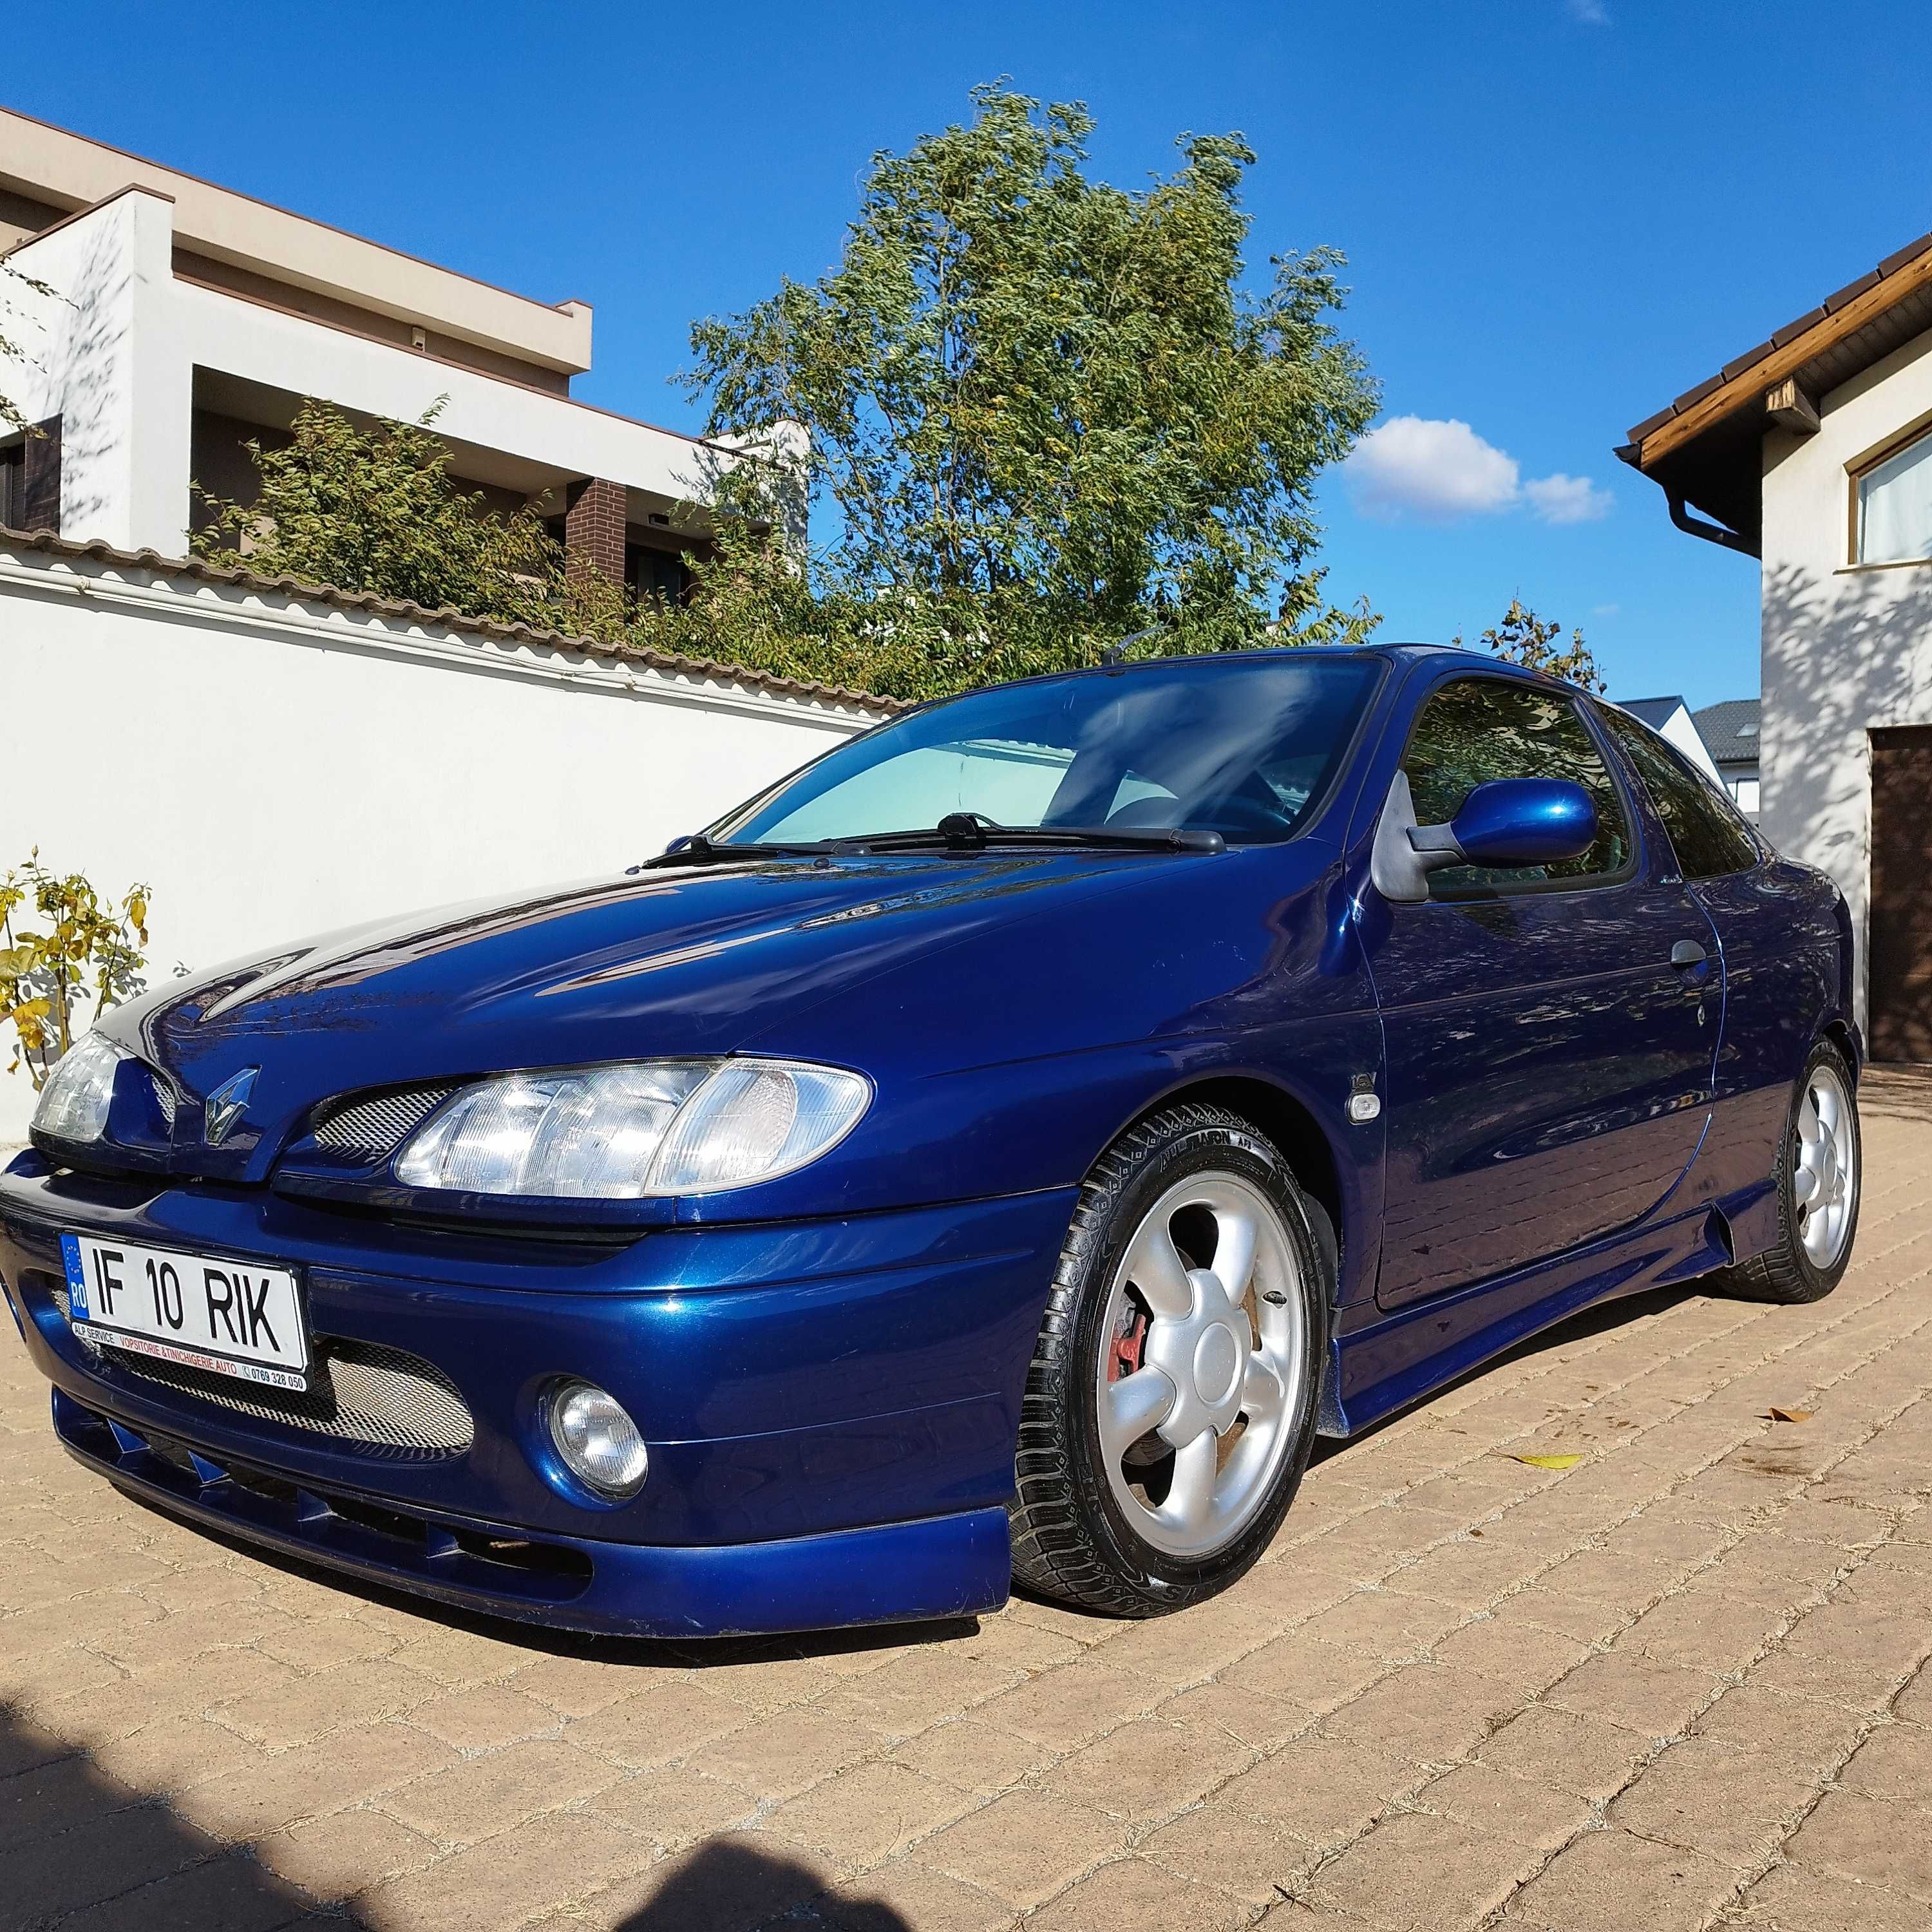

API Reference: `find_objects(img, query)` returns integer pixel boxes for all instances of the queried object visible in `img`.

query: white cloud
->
[1566,0,1610,23]
[1524,473,1616,525]
[1592,602,1621,618]
[1344,415,1615,530]
[1345,417,1520,522]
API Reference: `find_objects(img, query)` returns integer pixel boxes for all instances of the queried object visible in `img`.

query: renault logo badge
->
[203,1068,260,1146]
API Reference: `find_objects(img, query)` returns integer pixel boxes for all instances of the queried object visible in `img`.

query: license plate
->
[60,1234,310,1391]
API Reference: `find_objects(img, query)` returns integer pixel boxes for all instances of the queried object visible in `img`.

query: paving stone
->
[1325,1662,1515,1763]
[917,1789,1127,1907]
[1784,1787,1932,1900]
[1542,1647,1723,1739]
[1606,1734,1817,1863]
[1312,1806,1537,1929]
[1475,1703,1648,1799]
[589,1765,760,1848]
[1210,1727,1426,1846]
[1040,1713,1256,1823]
[1727,1855,1932,1931]
[1504,1824,1744,1930]
[377,1736,623,1845]
[253,1804,439,1895]
[764,1757,975,1870]
[828,1859,1016,1931]
[970,1660,1160,1751]
[1024,1853,1248,1930]
[1138,1796,1320,1904]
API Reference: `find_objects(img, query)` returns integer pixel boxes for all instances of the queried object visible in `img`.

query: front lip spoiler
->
[51,1388,1011,1640]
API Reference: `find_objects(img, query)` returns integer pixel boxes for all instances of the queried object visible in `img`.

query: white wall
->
[0,539,887,1140]
[3,191,725,556]
[1759,323,1932,1032]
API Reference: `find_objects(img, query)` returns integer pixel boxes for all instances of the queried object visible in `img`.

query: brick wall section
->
[564,477,626,588]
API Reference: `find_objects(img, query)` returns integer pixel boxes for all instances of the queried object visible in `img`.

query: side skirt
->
[1323,1200,1738,1438]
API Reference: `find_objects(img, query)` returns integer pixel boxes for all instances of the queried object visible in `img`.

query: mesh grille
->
[311,1086,455,1162]
[50,1285,473,1457]
[153,1079,176,1131]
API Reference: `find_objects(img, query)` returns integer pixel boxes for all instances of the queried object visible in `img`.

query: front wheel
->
[1009,1104,1329,1617]
[1721,1037,1862,1304]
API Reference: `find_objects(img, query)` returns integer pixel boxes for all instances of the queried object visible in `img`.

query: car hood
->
[96,851,1164,1177]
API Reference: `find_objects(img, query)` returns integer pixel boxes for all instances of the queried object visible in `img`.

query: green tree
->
[1455,597,1605,693]
[683,84,1380,687]
[191,399,581,630]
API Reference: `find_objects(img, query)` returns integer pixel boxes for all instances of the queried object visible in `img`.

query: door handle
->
[1670,940,1709,969]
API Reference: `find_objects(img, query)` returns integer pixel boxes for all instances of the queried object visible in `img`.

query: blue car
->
[1,645,1861,1637]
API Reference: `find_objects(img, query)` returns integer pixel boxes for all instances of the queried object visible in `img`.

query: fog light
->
[548,1379,649,1499]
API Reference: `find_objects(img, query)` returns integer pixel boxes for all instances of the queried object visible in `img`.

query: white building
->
[0,106,752,589]
[1609,696,1724,785]
[1620,226,1932,1063]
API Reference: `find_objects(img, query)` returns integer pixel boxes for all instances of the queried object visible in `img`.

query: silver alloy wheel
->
[1095,1171,1310,1559]
[1794,1061,1857,1269]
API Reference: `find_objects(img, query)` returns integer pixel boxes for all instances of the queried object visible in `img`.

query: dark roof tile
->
[1625,405,1679,444]
[1719,339,1777,383]
[1877,231,1932,278]
[1770,305,1830,348]
[1823,269,1882,313]
[1672,372,1727,412]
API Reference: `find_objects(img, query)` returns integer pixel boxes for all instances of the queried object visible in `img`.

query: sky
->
[11,0,1931,709]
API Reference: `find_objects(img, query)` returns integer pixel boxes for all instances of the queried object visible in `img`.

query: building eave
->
[1618,230,1932,557]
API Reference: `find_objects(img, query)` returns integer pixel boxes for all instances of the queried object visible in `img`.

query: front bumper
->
[1,1153,1075,1636]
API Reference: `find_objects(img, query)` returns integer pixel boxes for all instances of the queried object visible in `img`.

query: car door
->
[1363,672,1718,1310]
[1594,701,1826,1191]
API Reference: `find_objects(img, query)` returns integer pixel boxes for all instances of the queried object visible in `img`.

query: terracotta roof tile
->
[0,525,904,714]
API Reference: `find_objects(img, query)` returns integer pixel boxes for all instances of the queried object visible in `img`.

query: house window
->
[0,438,23,529]
[1855,424,1932,564]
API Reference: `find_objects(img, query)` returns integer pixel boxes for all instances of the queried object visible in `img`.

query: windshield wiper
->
[634,836,831,871]
[833,815,1226,856]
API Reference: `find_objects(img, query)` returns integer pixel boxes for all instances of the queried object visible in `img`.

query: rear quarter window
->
[1595,703,1760,880]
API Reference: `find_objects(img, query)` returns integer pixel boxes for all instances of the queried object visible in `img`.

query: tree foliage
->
[685,84,1380,685]
[1456,597,1606,694]
[0,854,151,1088]
[186,89,1381,704]
[192,400,573,627]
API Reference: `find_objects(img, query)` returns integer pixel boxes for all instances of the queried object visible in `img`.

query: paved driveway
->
[6,1070,1932,1932]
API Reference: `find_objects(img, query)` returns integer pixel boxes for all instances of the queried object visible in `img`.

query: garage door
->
[1871,726,1932,1062]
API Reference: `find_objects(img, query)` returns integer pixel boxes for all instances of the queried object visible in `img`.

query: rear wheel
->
[1009,1104,1328,1617]
[1721,1038,1861,1304]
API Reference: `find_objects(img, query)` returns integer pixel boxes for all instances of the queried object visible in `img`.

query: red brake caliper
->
[1107,1303,1149,1383]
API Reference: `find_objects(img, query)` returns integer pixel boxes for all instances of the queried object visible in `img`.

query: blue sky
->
[14,1,1931,707]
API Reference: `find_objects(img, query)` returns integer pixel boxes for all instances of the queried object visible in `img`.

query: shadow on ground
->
[1,1700,911,1931]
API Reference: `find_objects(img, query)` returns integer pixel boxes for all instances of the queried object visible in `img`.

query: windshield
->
[714,655,1381,849]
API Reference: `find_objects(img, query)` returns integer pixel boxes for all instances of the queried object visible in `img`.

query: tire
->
[1009,1103,1329,1617]
[1721,1037,1862,1305]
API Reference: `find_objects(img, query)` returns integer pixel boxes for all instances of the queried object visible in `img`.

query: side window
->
[1595,704,1759,880]
[1403,678,1632,892]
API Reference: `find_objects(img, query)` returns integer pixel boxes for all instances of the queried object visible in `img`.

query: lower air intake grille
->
[311,1086,456,1162]
[50,1286,472,1458]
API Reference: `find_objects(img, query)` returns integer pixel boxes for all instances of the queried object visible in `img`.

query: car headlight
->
[32,1034,128,1144]
[393,1057,871,1200]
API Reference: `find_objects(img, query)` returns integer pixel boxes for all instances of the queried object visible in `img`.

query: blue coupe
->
[1,645,1861,1636]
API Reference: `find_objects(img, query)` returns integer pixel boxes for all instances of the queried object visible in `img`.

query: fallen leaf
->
[1503,1452,1585,1470]
[1468,1528,1484,1538]
[1763,1407,1813,1425]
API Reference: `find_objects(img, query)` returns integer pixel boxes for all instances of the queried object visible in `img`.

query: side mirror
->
[1448,779,1598,869]
[1370,774,1596,903]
